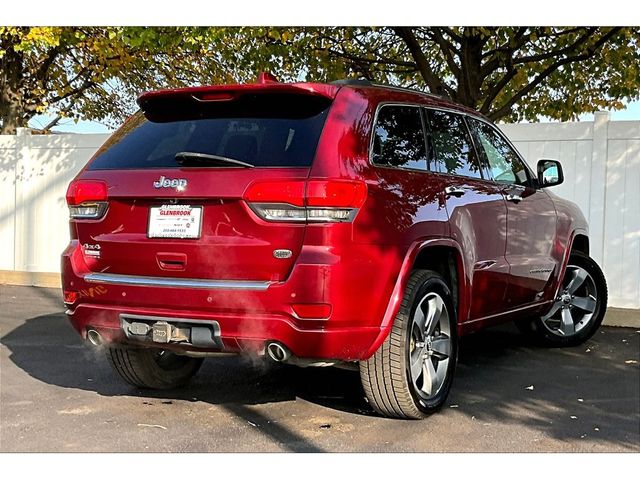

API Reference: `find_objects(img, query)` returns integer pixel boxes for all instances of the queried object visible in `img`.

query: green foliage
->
[231,27,640,122]
[0,27,240,132]
[1,26,638,133]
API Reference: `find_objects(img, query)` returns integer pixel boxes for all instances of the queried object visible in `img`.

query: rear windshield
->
[88,94,331,170]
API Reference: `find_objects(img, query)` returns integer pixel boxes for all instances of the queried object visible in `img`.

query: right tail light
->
[243,179,367,223]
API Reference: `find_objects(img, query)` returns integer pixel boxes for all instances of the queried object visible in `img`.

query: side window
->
[426,110,483,179]
[372,105,431,171]
[468,118,530,186]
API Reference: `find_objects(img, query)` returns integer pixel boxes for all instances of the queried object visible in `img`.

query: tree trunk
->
[456,31,484,110]
[0,41,27,135]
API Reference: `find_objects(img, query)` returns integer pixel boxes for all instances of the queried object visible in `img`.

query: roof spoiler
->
[137,74,339,112]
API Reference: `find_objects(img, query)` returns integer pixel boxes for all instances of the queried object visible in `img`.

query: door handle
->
[157,252,187,271]
[505,194,523,203]
[444,186,465,197]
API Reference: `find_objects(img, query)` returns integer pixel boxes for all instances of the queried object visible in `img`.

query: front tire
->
[360,269,458,419]
[106,345,203,390]
[518,252,607,347]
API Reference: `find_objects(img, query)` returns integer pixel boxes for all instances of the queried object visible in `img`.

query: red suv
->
[61,76,607,419]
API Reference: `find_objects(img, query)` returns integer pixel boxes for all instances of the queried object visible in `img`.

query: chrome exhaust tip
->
[266,342,290,363]
[87,329,103,346]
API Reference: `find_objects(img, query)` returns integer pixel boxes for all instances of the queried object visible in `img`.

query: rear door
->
[467,118,558,308]
[72,89,332,282]
[425,109,510,321]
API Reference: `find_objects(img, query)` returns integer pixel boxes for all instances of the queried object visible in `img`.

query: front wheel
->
[106,345,204,390]
[360,269,458,419]
[517,252,608,347]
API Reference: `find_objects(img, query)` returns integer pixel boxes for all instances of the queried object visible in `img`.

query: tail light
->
[244,179,367,223]
[65,180,108,219]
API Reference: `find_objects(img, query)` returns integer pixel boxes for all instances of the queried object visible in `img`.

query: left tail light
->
[65,180,108,219]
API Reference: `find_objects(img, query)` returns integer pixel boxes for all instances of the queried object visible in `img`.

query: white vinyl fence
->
[1,112,639,309]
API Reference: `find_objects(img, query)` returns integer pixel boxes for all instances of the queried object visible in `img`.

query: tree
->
[240,27,640,122]
[2,27,638,134]
[0,27,239,134]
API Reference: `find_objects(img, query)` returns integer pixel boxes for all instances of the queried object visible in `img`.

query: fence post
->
[13,127,32,272]
[588,111,610,266]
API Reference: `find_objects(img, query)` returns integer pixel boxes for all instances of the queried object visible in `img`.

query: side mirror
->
[537,159,564,188]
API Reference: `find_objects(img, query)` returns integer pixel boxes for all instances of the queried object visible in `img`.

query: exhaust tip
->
[266,342,290,363]
[87,329,103,346]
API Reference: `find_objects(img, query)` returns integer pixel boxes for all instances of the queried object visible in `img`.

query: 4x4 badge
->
[153,175,187,190]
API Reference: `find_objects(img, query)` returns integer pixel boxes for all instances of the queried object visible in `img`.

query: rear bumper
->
[61,240,398,360]
[66,303,379,360]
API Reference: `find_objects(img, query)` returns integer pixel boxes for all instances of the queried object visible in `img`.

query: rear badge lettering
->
[83,243,101,258]
[153,175,187,190]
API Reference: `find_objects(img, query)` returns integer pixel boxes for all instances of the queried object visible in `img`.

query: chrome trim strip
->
[84,272,272,290]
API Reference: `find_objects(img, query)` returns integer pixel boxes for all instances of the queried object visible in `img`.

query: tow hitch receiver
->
[120,314,223,349]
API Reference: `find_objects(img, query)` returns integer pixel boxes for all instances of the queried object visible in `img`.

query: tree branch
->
[428,28,461,78]
[513,27,601,65]
[393,27,452,96]
[488,28,622,120]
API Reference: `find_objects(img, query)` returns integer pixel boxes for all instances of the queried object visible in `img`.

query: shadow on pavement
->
[2,309,639,450]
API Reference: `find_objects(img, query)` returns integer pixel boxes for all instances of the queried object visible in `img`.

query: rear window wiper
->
[175,151,255,168]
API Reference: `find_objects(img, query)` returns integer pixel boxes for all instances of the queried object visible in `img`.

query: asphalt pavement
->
[1,284,638,452]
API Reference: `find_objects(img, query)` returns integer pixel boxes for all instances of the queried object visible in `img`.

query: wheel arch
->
[551,228,590,301]
[363,238,468,359]
[571,233,589,256]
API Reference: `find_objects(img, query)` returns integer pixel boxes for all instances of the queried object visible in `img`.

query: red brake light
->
[66,180,108,206]
[292,303,332,319]
[63,290,78,305]
[307,180,367,208]
[244,180,306,206]
[195,92,236,102]
[243,179,367,223]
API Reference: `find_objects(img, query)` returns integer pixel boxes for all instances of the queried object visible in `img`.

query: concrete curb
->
[0,270,61,289]
[603,308,640,329]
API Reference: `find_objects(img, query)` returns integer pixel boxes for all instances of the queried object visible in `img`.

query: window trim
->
[368,102,433,174]
[465,116,537,189]
[423,108,486,181]
[368,101,535,185]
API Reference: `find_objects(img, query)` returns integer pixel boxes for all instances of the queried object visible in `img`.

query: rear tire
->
[360,269,458,419]
[516,252,607,347]
[106,345,203,390]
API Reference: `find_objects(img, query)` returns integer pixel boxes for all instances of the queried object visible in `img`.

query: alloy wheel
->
[541,264,598,337]
[408,292,452,400]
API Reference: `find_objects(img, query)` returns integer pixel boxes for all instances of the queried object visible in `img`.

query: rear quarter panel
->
[307,87,454,335]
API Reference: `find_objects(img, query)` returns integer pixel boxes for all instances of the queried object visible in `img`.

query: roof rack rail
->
[331,79,373,87]
[332,78,453,102]
[370,82,452,101]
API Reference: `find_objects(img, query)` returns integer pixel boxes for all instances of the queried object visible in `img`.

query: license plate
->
[148,205,202,239]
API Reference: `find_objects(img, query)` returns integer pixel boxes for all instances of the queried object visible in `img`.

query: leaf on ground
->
[570,416,578,420]
[525,385,534,390]
[137,423,167,430]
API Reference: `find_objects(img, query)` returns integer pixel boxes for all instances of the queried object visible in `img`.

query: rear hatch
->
[69,84,336,282]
